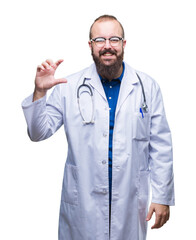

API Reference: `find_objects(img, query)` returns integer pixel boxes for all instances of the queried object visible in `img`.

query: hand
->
[33,59,67,101]
[146,203,170,229]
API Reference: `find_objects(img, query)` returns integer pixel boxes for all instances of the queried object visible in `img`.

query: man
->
[22,15,175,240]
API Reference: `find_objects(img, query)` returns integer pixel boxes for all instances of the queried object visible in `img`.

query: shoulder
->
[125,62,160,92]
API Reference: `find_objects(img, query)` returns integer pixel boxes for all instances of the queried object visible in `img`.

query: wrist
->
[33,89,47,102]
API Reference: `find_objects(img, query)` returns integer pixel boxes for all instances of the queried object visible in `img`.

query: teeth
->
[104,53,112,56]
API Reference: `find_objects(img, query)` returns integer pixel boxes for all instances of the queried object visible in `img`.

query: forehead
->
[91,20,122,38]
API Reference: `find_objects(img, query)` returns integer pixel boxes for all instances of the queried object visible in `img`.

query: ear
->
[123,39,126,49]
[88,40,92,50]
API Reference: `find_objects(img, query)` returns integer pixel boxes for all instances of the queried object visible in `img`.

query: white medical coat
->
[22,62,175,240]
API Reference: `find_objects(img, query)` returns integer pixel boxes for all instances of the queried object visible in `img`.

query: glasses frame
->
[90,36,124,47]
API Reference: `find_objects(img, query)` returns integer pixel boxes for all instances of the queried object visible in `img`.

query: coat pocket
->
[132,112,150,141]
[61,164,78,206]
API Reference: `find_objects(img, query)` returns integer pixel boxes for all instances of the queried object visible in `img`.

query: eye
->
[109,37,120,43]
[94,37,105,43]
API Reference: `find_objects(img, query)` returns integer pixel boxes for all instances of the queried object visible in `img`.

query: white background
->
[0,0,195,239]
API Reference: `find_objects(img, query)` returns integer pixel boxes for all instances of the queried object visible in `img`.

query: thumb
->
[146,205,154,221]
[54,78,68,86]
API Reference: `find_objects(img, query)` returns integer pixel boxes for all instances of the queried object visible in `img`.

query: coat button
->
[102,160,106,164]
[102,188,107,194]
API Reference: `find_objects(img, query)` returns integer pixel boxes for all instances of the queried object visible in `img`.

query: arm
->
[22,59,67,141]
[147,83,175,229]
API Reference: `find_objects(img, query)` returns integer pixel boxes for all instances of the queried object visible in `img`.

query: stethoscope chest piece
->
[142,102,148,113]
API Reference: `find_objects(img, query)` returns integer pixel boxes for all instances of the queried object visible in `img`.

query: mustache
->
[99,49,117,57]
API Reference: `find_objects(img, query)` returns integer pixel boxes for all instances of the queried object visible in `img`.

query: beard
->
[92,48,124,80]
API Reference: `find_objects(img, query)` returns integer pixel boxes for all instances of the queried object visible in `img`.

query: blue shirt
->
[100,62,125,204]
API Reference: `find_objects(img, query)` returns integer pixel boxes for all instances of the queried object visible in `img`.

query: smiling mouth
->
[103,53,113,56]
[99,49,117,57]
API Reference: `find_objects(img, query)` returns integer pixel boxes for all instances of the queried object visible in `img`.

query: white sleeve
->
[21,86,63,141]
[149,83,175,206]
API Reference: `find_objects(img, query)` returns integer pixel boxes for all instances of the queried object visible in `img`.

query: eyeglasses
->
[90,36,124,48]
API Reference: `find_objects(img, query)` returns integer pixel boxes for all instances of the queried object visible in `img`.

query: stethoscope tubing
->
[77,78,94,124]
[77,73,148,124]
[136,73,148,113]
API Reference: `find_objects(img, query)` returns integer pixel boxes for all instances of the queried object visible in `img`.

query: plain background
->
[1,0,195,239]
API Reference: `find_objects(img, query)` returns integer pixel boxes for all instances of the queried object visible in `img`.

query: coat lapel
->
[83,63,139,110]
[115,64,139,116]
[84,64,107,102]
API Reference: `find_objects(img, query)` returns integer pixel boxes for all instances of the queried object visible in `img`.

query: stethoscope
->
[77,78,95,124]
[135,73,149,114]
[77,73,148,124]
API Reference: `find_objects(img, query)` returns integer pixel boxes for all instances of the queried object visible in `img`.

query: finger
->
[146,206,154,221]
[161,210,170,226]
[151,214,162,229]
[37,65,45,71]
[160,215,167,228]
[42,61,51,70]
[54,78,68,86]
[55,59,64,68]
[46,59,55,67]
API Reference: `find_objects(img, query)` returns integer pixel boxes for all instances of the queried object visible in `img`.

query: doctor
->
[22,15,175,240]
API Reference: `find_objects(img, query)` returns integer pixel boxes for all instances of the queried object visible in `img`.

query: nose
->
[104,39,112,48]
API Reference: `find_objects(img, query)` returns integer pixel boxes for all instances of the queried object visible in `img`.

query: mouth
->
[100,51,117,62]
[103,53,113,56]
[99,49,117,58]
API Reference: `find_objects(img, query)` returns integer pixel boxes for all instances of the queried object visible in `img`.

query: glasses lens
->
[109,37,121,46]
[94,38,105,47]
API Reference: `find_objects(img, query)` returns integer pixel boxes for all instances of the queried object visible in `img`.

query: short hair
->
[89,15,125,40]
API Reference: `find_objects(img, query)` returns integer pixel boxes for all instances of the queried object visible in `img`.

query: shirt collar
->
[99,62,125,83]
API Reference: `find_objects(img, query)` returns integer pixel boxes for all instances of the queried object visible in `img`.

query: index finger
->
[55,59,64,67]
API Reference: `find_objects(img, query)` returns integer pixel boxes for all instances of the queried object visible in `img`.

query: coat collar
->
[83,64,107,101]
[83,62,139,110]
[115,62,139,115]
